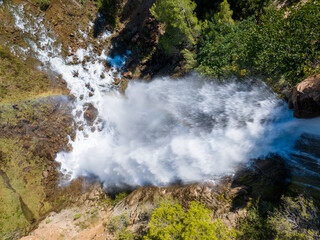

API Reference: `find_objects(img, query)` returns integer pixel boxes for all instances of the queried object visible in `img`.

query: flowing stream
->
[3,2,320,190]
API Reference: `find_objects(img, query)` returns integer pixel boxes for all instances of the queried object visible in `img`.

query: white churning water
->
[4,2,320,189]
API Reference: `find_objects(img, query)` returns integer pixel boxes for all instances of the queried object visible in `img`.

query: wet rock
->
[83,103,98,126]
[112,77,121,85]
[289,74,320,118]
[72,71,79,77]
[123,71,133,79]
[100,72,105,79]
[67,144,73,152]
[233,156,289,201]
[111,179,248,229]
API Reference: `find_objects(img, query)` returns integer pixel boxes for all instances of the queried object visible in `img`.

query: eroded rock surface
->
[289,74,320,118]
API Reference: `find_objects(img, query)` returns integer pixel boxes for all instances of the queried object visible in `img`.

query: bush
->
[197,17,257,78]
[197,0,320,85]
[112,192,128,206]
[108,214,129,233]
[237,200,272,240]
[238,195,320,240]
[73,213,82,221]
[144,201,236,240]
[94,0,121,27]
[35,0,50,11]
[107,213,134,240]
[268,195,320,240]
[254,0,320,85]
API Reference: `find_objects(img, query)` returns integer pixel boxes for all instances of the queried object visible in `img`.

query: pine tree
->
[216,0,234,25]
[150,0,200,49]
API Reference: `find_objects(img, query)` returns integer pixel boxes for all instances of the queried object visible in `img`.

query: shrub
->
[254,0,320,85]
[237,200,272,240]
[268,195,320,240]
[197,17,257,78]
[113,192,128,206]
[73,213,82,221]
[94,0,121,27]
[35,0,50,11]
[108,214,129,233]
[197,0,320,85]
[144,201,236,240]
[238,195,320,240]
[107,213,134,240]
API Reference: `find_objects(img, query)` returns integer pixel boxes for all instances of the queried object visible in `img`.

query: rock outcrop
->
[289,74,320,118]
[84,103,99,126]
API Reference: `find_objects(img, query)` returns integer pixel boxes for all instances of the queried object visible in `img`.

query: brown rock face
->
[83,103,98,126]
[289,74,320,118]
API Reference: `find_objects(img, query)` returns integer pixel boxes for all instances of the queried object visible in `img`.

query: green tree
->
[216,0,234,25]
[150,0,201,55]
[144,201,236,240]
[254,0,320,85]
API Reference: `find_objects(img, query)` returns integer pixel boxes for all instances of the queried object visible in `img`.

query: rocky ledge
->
[289,74,320,118]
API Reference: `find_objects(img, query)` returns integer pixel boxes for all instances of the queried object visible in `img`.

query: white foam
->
[8,2,320,190]
[56,77,320,188]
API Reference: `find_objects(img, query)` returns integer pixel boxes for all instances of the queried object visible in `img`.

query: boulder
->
[83,103,98,126]
[112,77,121,85]
[289,74,320,118]
[123,71,133,79]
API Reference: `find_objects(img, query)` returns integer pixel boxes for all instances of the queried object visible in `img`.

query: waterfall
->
[4,2,320,190]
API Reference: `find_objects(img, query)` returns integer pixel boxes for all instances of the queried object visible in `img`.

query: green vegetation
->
[151,0,320,86]
[0,46,55,103]
[215,0,234,25]
[0,138,48,238]
[198,0,320,85]
[106,192,129,206]
[107,213,134,240]
[237,195,320,240]
[237,200,272,239]
[144,201,236,240]
[35,0,50,11]
[73,213,82,220]
[228,0,273,20]
[268,195,320,239]
[150,0,200,56]
[94,0,122,27]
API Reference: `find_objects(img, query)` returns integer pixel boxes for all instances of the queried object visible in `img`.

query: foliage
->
[238,195,320,240]
[268,195,320,240]
[144,201,236,240]
[181,49,197,71]
[216,0,234,25]
[197,0,320,85]
[194,0,221,20]
[237,200,272,240]
[228,0,273,20]
[150,0,200,56]
[197,17,257,78]
[107,213,134,240]
[94,0,121,27]
[254,0,320,85]
[108,214,129,233]
[73,213,82,221]
[35,0,50,11]
[112,192,128,206]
